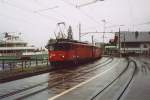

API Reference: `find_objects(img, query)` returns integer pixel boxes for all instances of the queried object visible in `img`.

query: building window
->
[135,31,139,39]
[144,44,147,48]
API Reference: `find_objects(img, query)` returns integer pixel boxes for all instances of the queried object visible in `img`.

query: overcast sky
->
[0,0,150,48]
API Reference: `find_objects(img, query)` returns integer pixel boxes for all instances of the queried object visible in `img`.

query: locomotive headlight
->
[49,54,55,59]
[59,54,65,58]
[52,54,55,56]
[61,55,65,58]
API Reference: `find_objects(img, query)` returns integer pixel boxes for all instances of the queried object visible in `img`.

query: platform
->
[48,58,128,100]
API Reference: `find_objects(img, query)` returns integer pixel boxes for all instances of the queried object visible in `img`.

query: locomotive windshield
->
[48,43,71,51]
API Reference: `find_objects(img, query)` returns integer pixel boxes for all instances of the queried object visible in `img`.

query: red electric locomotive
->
[46,39,102,66]
[45,23,102,66]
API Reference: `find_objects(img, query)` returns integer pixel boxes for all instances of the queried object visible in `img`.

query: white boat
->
[0,32,47,59]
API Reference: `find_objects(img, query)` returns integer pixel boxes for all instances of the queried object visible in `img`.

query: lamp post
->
[101,19,106,55]
[118,27,121,57]
[102,19,106,43]
[91,35,94,45]
[79,23,81,41]
[123,33,126,54]
[118,25,125,57]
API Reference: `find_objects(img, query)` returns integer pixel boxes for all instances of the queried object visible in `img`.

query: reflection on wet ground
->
[3,57,148,100]
[136,57,150,75]
[122,57,150,100]
[0,57,113,100]
[2,57,149,100]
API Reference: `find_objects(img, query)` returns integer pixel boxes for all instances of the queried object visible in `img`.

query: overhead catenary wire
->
[134,21,150,26]
[127,0,135,31]
[59,0,109,42]
[0,1,61,22]
[34,5,59,13]
[1,0,104,27]
[0,12,36,25]
[60,0,103,26]
[0,2,43,27]
[78,8,102,25]
[32,1,68,22]
[76,0,104,8]
[60,0,77,7]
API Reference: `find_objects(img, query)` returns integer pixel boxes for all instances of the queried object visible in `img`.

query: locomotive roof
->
[46,38,99,48]
[57,39,88,44]
[48,39,88,45]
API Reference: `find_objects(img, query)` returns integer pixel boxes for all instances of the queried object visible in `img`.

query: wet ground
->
[0,57,149,100]
[121,57,150,100]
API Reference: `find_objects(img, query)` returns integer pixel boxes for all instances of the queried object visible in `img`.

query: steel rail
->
[89,59,136,100]
[116,60,137,100]
[0,57,112,99]
[15,57,114,100]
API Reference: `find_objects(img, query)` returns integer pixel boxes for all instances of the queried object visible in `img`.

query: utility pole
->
[102,19,106,55]
[102,19,106,43]
[123,33,125,54]
[79,23,81,41]
[118,28,121,57]
[91,35,94,45]
[118,25,125,57]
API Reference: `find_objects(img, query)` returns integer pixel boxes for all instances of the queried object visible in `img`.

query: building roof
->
[117,31,150,43]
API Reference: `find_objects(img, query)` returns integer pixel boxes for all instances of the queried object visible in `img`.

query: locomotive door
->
[74,44,78,64]
[92,46,94,58]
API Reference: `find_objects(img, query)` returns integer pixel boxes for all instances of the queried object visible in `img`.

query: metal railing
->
[0,58,48,71]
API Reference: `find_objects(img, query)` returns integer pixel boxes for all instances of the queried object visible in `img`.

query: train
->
[46,38,102,66]
[45,23,102,66]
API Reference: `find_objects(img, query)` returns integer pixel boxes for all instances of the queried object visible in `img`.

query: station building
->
[104,31,150,56]
[117,31,150,56]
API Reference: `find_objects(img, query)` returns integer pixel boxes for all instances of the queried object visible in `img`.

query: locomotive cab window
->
[48,45,54,50]
[53,43,71,51]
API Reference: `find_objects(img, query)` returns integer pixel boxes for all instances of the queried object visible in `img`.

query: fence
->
[0,58,49,71]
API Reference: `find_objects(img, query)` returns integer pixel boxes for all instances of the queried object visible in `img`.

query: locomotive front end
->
[46,42,71,63]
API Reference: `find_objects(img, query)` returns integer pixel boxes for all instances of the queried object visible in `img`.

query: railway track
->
[0,57,113,100]
[89,59,137,100]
